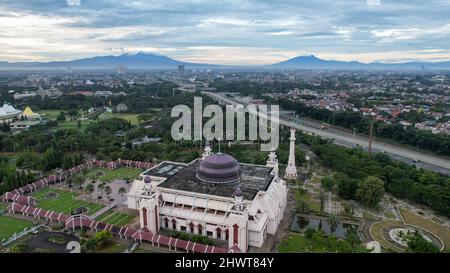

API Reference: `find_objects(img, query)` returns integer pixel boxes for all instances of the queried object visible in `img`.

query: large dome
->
[196,153,242,184]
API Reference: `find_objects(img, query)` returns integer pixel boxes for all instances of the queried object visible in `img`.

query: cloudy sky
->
[1,0,450,65]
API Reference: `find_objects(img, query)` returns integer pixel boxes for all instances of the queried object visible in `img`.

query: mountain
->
[271,55,450,70]
[271,55,366,69]
[0,52,218,70]
[1,52,450,70]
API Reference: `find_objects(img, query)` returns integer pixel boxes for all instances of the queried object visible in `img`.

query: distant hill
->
[0,52,219,70]
[271,54,450,70]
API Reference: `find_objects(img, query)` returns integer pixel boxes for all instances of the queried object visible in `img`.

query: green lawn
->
[57,120,91,130]
[399,208,449,250]
[277,234,311,252]
[0,215,34,241]
[30,188,104,216]
[87,167,143,182]
[368,220,404,252]
[99,112,152,125]
[295,189,320,213]
[39,110,60,120]
[113,114,141,125]
[277,233,367,253]
[93,241,129,253]
[96,211,136,226]
[39,109,93,130]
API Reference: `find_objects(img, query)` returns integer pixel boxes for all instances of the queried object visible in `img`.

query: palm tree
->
[345,231,361,250]
[327,213,340,235]
[297,199,310,214]
[104,186,112,201]
[65,177,73,189]
[348,200,356,220]
[97,183,105,199]
[319,190,327,215]
[74,175,84,189]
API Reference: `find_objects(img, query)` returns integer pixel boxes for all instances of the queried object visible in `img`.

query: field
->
[30,188,104,216]
[39,110,60,119]
[0,215,34,241]
[87,167,143,182]
[39,109,92,130]
[113,114,141,125]
[95,210,136,227]
[277,233,367,253]
[93,241,129,253]
[399,208,449,250]
[277,234,311,252]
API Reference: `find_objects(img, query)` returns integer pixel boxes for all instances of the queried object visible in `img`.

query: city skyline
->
[1,0,450,65]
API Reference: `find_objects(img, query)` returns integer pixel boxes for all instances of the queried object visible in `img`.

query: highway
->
[203,91,450,175]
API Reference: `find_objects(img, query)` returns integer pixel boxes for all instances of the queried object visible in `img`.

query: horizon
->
[1,1,450,65]
[2,51,450,67]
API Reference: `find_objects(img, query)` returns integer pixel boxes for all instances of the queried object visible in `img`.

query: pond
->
[291,215,359,239]
[21,231,79,253]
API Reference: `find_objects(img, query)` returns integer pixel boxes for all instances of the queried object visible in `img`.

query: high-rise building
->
[178,64,185,74]
[116,65,127,75]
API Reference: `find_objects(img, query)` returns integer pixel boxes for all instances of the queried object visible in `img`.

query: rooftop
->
[144,159,274,200]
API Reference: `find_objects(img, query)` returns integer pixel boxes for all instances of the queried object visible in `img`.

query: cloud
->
[366,0,381,7]
[0,0,449,64]
[67,0,81,6]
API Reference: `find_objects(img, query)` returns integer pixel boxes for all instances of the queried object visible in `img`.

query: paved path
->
[89,200,120,220]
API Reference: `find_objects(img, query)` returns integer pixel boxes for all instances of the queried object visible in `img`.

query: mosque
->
[127,129,298,252]
[0,103,21,123]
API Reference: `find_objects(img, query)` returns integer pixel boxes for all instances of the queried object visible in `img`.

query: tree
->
[56,111,66,122]
[97,183,105,198]
[405,232,440,253]
[65,177,73,188]
[95,230,113,247]
[104,185,112,200]
[319,190,327,215]
[85,184,94,195]
[118,187,127,198]
[297,199,310,213]
[355,176,385,207]
[327,213,340,234]
[345,231,361,249]
[348,200,356,220]
[321,176,335,192]
[73,175,84,189]
[336,173,358,200]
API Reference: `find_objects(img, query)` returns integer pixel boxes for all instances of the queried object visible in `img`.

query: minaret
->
[202,141,212,159]
[266,147,279,176]
[227,187,248,252]
[284,128,298,180]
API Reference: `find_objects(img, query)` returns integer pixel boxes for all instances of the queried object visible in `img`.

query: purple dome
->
[144,175,152,184]
[196,153,242,184]
[234,187,243,197]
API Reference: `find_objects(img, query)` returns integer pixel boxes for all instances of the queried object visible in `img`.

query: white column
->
[284,128,298,180]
